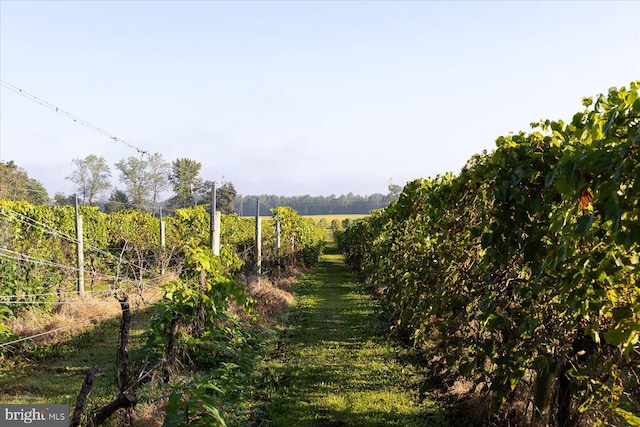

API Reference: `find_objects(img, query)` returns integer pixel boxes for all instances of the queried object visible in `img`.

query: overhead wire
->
[0,271,221,349]
[0,207,77,243]
[0,271,173,302]
[2,82,376,214]
[0,290,80,300]
[0,312,123,349]
[0,205,163,279]
[0,82,255,349]
[0,81,190,215]
[0,247,115,279]
[1,84,253,271]
[0,81,231,213]
[0,80,149,158]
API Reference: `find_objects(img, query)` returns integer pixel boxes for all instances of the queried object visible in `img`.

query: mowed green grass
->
[246,241,447,426]
[303,213,368,226]
[239,214,368,226]
[0,308,154,408]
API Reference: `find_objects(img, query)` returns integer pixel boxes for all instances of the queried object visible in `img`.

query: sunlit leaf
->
[579,187,594,211]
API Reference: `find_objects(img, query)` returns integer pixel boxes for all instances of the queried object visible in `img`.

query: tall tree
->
[54,192,75,206]
[104,189,130,213]
[67,154,111,205]
[147,153,170,213]
[388,183,403,198]
[217,181,237,214]
[198,180,237,214]
[0,161,49,204]
[115,156,151,209]
[168,158,202,209]
[114,153,170,212]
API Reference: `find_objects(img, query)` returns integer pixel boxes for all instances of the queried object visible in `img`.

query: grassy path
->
[249,240,445,426]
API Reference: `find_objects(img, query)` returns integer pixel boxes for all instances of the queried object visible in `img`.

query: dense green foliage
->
[144,245,253,426]
[0,201,161,304]
[161,205,323,274]
[0,201,322,305]
[0,161,49,204]
[264,206,325,271]
[339,82,640,425]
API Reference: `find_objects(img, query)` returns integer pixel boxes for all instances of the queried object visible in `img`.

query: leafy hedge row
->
[0,202,157,304]
[0,202,323,309]
[339,82,640,425]
[171,205,323,271]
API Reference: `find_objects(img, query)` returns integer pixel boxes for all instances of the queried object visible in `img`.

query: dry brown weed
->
[229,275,296,327]
[7,286,162,346]
[130,401,165,427]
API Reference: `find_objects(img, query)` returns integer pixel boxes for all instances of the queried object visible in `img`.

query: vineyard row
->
[0,201,324,340]
[338,82,640,425]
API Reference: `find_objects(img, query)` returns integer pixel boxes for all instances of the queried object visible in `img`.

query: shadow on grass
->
[248,240,449,426]
[0,305,155,407]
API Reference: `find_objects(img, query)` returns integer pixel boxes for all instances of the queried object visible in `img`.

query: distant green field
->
[303,214,368,226]
[239,214,369,226]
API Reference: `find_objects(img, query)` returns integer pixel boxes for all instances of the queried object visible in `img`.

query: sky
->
[1,1,639,198]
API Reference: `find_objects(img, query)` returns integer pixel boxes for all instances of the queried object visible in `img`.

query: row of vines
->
[338,82,640,425]
[0,201,323,424]
[0,201,322,308]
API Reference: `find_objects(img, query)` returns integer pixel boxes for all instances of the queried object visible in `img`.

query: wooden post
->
[292,237,296,267]
[160,208,166,276]
[117,295,131,392]
[255,199,261,275]
[276,211,281,250]
[74,195,85,296]
[164,317,180,382]
[213,211,221,256]
[276,211,281,275]
[71,365,99,427]
[90,394,138,426]
[209,182,217,253]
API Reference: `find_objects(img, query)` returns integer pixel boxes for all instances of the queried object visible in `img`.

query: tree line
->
[62,154,238,213]
[1,158,401,215]
[235,189,401,216]
[0,155,237,213]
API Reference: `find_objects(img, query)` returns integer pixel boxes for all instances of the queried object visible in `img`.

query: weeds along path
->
[250,240,444,426]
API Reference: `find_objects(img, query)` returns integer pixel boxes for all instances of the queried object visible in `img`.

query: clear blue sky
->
[1,1,638,197]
